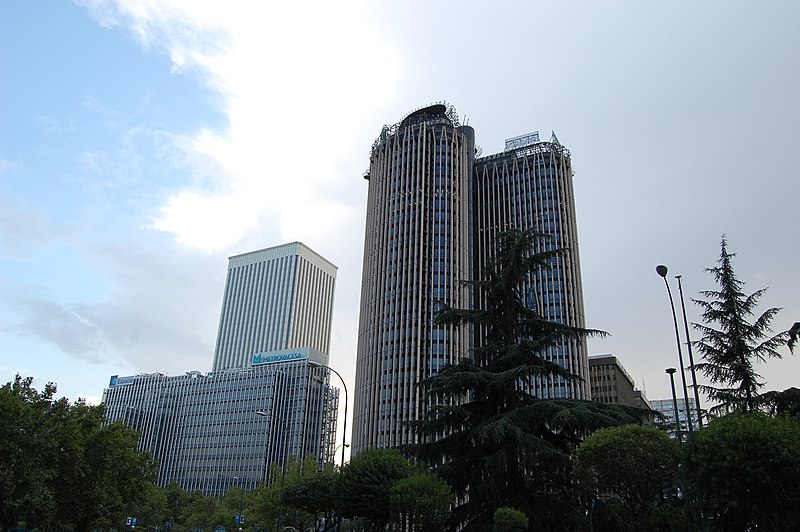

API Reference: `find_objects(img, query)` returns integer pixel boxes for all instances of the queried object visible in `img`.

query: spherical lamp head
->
[656,265,669,278]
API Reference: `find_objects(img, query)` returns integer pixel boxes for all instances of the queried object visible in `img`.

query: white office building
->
[213,242,337,372]
[103,242,340,496]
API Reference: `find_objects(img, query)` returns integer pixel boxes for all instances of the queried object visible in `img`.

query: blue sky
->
[2,0,799,434]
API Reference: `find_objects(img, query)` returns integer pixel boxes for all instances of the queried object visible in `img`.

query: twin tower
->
[352,103,589,453]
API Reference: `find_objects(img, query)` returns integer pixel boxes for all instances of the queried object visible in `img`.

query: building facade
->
[104,242,340,496]
[213,242,337,372]
[353,104,473,451]
[103,348,338,496]
[651,397,700,439]
[474,134,589,400]
[588,354,637,406]
[352,103,589,453]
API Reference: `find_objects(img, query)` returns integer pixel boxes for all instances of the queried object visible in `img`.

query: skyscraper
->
[352,103,589,453]
[212,241,337,372]
[474,132,589,400]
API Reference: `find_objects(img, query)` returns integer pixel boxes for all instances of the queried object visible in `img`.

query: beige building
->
[588,354,638,407]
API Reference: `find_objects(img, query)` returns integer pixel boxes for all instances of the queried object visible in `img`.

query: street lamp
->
[665,368,682,443]
[307,360,348,468]
[666,368,692,530]
[255,410,289,532]
[656,265,695,439]
[675,275,703,428]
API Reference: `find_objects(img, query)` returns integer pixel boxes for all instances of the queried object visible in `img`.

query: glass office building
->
[104,242,339,496]
[353,104,589,453]
[103,348,338,496]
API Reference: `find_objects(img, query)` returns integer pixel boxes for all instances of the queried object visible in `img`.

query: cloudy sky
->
[2,1,798,436]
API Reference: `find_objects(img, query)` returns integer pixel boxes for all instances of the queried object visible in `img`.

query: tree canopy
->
[575,424,679,530]
[692,237,789,413]
[337,448,416,531]
[0,375,157,532]
[688,412,800,531]
[406,229,646,530]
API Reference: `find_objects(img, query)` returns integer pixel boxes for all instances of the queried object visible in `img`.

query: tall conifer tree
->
[692,237,788,413]
[406,229,643,530]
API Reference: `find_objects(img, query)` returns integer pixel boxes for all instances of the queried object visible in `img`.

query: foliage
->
[574,425,679,529]
[687,412,800,531]
[692,237,789,413]
[389,471,452,532]
[493,507,528,532]
[0,375,57,531]
[0,375,157,532]
[281,458,339,531]
[758,386,800,417]
[336,448,414,531]
[589,498,686,532]
[789,322,800,352]
[405,229,646,530]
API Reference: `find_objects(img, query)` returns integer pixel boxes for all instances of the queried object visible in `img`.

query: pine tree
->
[406,229,644,530]
[692,236,788,413]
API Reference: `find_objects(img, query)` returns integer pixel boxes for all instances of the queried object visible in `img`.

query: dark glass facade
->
[353,104,588,453]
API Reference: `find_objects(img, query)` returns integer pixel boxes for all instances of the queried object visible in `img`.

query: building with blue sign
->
[212,242,337,372]
[103,349,337,497]
[103,243,340,497]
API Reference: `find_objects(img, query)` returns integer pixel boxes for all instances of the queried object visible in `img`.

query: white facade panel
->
[213,242,337,372]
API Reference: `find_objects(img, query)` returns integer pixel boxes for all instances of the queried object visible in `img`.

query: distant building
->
[651,397,699,439]
[213,242,337,372]
[104,242,340,496]
[353,103,589,453]
[633,389,652,411]
[588,354,637,406]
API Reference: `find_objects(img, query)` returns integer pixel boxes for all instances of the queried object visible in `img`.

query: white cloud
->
[79,0,400,252]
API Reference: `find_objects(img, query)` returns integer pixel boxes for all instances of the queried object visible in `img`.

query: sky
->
[2,0,799,446]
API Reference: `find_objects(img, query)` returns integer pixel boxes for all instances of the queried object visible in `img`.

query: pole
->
[236,476,244,531]
[308,361,348,531]
[676,275,703,429]
[666,368,692,532]
[656,265,695,439]
[308,361,348,468]
[666,369,682,444]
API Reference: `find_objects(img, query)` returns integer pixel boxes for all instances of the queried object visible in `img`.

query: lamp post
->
[307,361,348,468]
[656,265,695,439]
[255,410,288,532]
[334,443,350,458]
[675,275,703,429]
[665,368,682,444]
[666,368,692,531]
